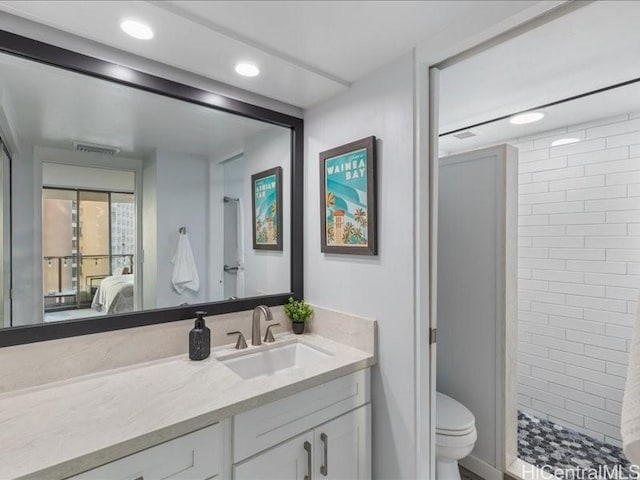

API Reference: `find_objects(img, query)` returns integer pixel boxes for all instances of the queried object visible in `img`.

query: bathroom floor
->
[459,466,484,480]
[518,411,631,476]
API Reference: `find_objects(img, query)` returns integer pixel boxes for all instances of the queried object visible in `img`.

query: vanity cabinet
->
[66,369,370,480]
[233,369,371,480]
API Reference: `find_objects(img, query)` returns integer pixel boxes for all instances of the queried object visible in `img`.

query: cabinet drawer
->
[70,423,222,480]
[233,369,370,462]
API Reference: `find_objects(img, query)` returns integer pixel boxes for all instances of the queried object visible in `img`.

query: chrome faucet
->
[252,305,273,346]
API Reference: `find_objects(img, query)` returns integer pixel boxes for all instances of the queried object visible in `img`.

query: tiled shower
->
[515,113,640,466]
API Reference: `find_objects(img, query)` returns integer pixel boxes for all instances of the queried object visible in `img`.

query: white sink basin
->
[221,342,330,380]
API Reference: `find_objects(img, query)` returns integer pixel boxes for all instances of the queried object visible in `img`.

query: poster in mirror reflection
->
[251,166,283,251]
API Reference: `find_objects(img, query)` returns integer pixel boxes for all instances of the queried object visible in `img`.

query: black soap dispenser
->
[189,311,211,361]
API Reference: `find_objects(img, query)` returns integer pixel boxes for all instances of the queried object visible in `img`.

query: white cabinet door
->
[234,431,314,480]
[314,405,371,480]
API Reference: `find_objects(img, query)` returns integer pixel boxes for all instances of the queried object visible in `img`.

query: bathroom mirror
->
[0,31,303,346]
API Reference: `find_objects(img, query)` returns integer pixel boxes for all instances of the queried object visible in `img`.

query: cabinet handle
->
[304,440,312,480]
[320,433,328,476]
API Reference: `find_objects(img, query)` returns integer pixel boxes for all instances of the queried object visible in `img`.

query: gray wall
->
[304,52,416,479]
[437,145,518,473]
[11,146,40,326]
[218,127,291,299]
[242,128,291,297]
[438,150,501,467]
[143,149,209,308]
[142,154,158,310]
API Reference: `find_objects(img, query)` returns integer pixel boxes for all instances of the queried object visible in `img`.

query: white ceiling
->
[0,52,279,159]
[439,1,640,134]
[0,0,543,108]
[439,81,640,155]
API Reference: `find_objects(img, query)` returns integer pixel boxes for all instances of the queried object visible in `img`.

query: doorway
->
[429,2,640,479]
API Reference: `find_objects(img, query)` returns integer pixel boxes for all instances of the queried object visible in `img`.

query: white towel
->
[171,232,200,294]
[236,199,246,298]
[622,293,640,464]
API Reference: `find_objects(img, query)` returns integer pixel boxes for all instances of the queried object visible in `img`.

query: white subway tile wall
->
[515,113,640,446]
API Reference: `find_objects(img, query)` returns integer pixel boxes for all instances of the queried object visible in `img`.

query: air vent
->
[73,141,120,156]
[453,131,476,140]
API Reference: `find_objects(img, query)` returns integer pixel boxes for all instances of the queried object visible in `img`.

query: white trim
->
[429,66,440,480]
[413,49,431,479]
[504,146,520,469]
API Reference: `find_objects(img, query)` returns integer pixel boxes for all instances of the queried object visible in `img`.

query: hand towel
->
[622,293,640,464]
[171,232,200,294]
[236,199,246,298]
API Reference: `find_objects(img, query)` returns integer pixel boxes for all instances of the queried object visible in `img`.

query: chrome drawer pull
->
[320,433,328,476]
[304,440,312,480]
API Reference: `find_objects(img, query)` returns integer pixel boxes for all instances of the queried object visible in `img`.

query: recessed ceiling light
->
[235,63,260,77]
[509,111,545,125]
[551,137,581,147]
[120,19,154,40]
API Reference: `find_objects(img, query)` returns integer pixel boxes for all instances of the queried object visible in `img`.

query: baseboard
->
[459,455,502,480]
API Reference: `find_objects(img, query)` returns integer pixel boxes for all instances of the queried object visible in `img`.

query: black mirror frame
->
[0,30,304,347]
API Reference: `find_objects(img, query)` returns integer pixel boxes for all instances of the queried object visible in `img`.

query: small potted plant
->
[284,297,313,334]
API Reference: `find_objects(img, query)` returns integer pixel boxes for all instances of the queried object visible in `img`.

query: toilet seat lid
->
[436,392,475,434]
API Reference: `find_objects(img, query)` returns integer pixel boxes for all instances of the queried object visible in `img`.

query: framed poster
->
[251,166,283,251]
[320,136,377,255]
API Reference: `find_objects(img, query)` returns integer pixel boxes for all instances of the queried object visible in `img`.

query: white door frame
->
[413,54,436,478]
[413,3,586,477]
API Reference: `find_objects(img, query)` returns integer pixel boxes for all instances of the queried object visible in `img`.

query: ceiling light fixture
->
[235,63,260,77]
[551,137,581,147]
[120,19,154,40]
[509,111,545,125]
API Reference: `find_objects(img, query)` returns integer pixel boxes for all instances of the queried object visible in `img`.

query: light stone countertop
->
[0,332,375,480]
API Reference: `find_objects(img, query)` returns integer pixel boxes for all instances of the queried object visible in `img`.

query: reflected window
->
[42,188,135,321]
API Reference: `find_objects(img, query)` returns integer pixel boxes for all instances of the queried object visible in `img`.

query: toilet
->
[436,392,477,480]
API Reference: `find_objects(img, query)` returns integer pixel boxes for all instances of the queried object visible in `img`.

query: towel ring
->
[179,226,186,234]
